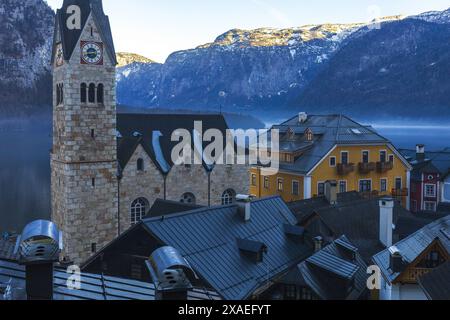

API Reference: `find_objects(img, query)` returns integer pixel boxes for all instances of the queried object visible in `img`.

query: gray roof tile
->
[373,215,450,283]
[142,196,313,300]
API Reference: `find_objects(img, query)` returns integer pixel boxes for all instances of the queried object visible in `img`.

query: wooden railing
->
[358,162,376,174]
[392,188,409,197]
[377,161,394,173]
[337,163,355,175]
[401,268,432,283]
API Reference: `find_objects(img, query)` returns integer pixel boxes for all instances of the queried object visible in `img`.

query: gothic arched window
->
[130,198,149,226]
[88,83,96,103]
[80,83,87,103]
[59,84,64,104]
[56,84,60,105]
[97,83,104,104]
[180,193,196,205]
[222,189,236,205]
[137,158,144,171]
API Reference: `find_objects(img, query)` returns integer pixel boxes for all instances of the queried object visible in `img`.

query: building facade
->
[51,1,119,264]
[51,0,249,264]
[373,215,450,300]
[251,114,412,208]
[401,146,450,213]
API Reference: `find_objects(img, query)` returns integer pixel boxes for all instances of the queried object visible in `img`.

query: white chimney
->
[379,197,394,248]
[236,195,254,222]
[299,112,308,123]
[325,180,338,205]
[416,144,426,162]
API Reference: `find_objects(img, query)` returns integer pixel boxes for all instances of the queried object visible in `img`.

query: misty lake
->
[0,116,449,233]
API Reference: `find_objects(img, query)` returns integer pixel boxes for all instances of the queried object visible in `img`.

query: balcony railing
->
[376,161,394,173]
[358,162,376,174]
[360,190,379,199]
[337,163,355,175]
[402,268,432,283]
[392,188,409,197]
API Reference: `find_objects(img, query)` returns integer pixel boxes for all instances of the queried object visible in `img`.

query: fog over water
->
[0,114,449,233]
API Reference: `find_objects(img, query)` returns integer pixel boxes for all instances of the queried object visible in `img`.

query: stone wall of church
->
[165,164,210,205]
[210,164,251,205]
[51,13,119,264]
[118,145,164,233]
[52,158,118,263]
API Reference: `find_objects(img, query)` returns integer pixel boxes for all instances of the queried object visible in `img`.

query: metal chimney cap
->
[15,220,62,264]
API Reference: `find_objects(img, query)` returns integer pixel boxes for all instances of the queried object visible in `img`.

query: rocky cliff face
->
[0,0,54,115]
[294,15,450,117]
[1,1,449,119]
[116,52,154,67]
[117,9,450,118]
[117,22,369,111]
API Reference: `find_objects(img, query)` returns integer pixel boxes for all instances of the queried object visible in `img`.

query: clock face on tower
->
[80,41,104,65]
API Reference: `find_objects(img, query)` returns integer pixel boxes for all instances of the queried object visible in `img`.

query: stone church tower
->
[51,0,118,264]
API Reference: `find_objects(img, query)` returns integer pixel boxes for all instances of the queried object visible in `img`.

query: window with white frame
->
[329,157,336,167]
[264,176,270,189]
[277,178,284,192]
[425,184,436,197]
[339,181,347,193]
[292,181,300,196]
[318,182,325,196]
[424,201,437,212]
[380,179,388,192]
[222,189,236,205]
[130,198,149,225]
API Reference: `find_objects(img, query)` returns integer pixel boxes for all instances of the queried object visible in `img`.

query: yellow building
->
[250,113,412,208]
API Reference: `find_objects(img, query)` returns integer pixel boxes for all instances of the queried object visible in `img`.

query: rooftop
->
[267,114,402,174]
[141,196,313,300]
[0,237,18,262]
[0,259,220,301]
[289,192,413,261]
[146,198,203,218]
[373,215,450,284]
[284,236,368,300]
[400,148,450,176]
[116,113,230,174]
[418,261,450,300]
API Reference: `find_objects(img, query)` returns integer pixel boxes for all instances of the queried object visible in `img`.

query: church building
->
[50,0,249,264]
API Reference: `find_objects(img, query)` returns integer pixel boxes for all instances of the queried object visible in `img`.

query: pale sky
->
[45,0,450,62]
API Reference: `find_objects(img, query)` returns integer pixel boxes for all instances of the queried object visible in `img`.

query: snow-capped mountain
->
[1,0,449,119]
[116,21,379,110]
[0,0,54,114]
[116,52,155,68]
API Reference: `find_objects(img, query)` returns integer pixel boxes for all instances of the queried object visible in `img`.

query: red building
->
[409,145,440,213]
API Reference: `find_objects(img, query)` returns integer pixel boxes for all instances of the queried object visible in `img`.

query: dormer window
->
[287,127,295,140]
[305,128,314,142]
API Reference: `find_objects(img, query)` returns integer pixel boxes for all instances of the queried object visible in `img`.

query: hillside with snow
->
[0,0,54,115]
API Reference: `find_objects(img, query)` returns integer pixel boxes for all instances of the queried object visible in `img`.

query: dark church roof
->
[0,259,219,301]
[52,0,117,65]
[419,261,450,300]
[116,113,230,174]
[146,199,202,218]
[141,196,313,300]
[285,236,368,300]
